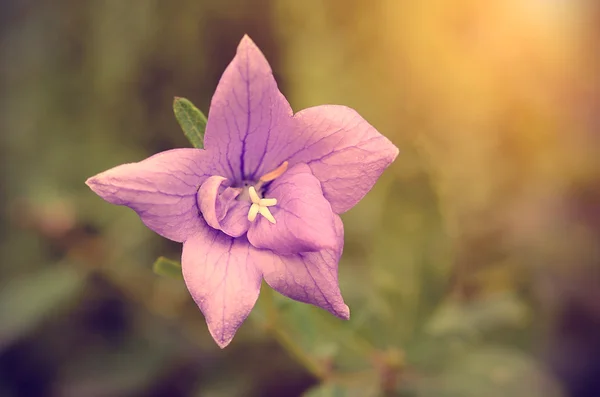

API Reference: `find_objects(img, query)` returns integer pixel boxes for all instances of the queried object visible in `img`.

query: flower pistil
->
[244,161,289,224]
[247,186,276,223]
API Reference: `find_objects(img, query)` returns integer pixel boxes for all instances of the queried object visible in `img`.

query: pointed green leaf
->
[173,97,207,149]
[152,256,183,279]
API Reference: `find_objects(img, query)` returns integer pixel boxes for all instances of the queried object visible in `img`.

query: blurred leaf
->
[152,256,182,279]
[275,297,375,372]
[405,346,564,397]
[425,292,530,339]
[302,374,380,397]
[196,377,253,397]
[173,97,207,149]
[355,171,452,347]
[0,265,84,351]
[250,289,376,379]
[302,383,347,397]
[58,335,171,397]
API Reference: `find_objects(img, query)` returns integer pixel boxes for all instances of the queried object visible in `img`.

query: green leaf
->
[425,292,530,339]
[302,375,380,397]
[405,346,564,397]
[0,265,84,351]
[173,97,207,149]
[249,288,376,380]
[302,383,347,397]
[61,334,173,396]
[152,256,182,279]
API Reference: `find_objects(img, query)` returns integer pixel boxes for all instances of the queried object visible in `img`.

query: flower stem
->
[260,285,328,380]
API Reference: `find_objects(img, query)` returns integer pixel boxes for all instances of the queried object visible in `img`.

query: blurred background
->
[1,0,600,396]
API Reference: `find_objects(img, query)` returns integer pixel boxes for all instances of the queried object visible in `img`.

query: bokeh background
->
[2,0,600,396]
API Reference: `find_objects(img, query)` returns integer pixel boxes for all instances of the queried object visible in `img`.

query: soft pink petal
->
[219,200,251,237]
[197,175,230,227]
[247,163,337,255]
[197,175,250,237]
[289,105,399,214]
[203,35,293,182]
[182,227,262,348]
[256,215,349,319]
[203,36,398,211]
[86,149,213,242]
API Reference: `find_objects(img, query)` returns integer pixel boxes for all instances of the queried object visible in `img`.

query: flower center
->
[238,161,288,224]
[247,186,277,223]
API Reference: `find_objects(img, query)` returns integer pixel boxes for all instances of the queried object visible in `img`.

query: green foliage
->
[152,256,183,279]
[59,335,174,396]
[302,378,379,397]
[173,97,207,149]
[403,346,564,397]
[0,265,84,351]
[425,292,530,339]
[302,383,347,397]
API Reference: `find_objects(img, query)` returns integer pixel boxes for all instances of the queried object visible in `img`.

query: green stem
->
[261,285,328,380]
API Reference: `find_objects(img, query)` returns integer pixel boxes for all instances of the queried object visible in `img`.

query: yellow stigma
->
[259,161,288,182]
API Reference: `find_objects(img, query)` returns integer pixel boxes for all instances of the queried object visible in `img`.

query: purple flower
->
[86,35,398,348]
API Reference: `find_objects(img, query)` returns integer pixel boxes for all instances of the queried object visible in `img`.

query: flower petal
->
[182,227,262,348]
[204,35,293,183]
[247,163,337,255]
[197,175,251,238]
[289,105,399,214]
[257,215,349,319]
[219,200,252,237]
[86,149,213,242]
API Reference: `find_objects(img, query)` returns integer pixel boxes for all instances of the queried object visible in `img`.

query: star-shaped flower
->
[86,35,399,348]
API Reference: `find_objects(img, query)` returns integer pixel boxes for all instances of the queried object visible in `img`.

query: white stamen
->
[248,186,261,204]
[259,198,277,207]
[258,206,276,224]
[245,186,277,224]
[246,164,286,224]
[248,203,259,222]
